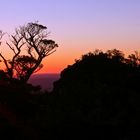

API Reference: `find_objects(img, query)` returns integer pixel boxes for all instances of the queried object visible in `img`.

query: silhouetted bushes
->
[1,49,140,139]
[46,49,140,139]
[0,74,44,139]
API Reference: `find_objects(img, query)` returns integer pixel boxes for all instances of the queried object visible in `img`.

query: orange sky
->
[1,34,140,74]
[39,39,140,74]
[0,0,140,74]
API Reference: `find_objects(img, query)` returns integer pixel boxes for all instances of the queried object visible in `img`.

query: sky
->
[0,0,140,73]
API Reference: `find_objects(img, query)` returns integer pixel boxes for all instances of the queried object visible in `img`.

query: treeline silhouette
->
[0,49,140,139]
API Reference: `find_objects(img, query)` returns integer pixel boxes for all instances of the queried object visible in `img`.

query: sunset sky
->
[0,0,140,73]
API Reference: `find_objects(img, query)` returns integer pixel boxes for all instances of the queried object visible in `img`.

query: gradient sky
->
[0,0,140,73]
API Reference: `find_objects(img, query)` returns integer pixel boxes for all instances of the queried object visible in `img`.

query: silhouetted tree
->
[127,51,140,67]
[46,49,140,139]
[0,22,58,83]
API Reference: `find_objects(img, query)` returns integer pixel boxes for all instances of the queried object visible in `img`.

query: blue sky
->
[0,0,140,73]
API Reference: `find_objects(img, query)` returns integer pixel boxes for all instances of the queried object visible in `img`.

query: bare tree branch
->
[6,42,16,54]
[0,22,58,83]
[0,53,9,71]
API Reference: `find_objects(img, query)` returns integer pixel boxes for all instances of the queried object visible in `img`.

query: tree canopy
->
[0,22,58,83]
[48,49,140,131]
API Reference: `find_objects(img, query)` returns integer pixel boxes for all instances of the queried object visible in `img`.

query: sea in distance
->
[28,73,60,92]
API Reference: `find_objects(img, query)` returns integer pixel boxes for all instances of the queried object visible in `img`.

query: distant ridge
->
[28,73,60,91]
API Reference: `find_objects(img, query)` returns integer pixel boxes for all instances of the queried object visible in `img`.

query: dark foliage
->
[0,73,44,139]
[46,49,140,139]
[0,49,140,139]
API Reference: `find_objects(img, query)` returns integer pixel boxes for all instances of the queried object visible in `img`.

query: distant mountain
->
[28,73,60,91]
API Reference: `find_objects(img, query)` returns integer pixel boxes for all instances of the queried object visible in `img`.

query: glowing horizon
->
[0,0,140,73]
